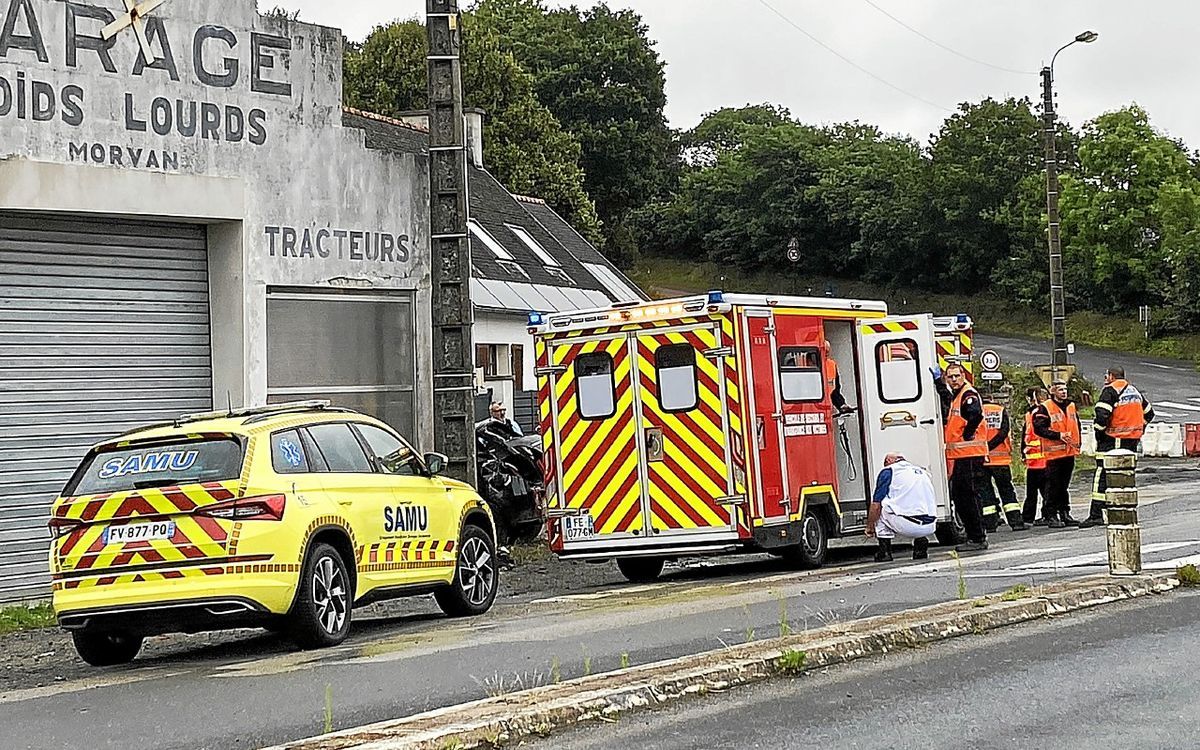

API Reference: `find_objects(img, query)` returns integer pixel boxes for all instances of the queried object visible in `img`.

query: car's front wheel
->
[287,542,352,649]
[71,630,144,667]
[435,525,499,617]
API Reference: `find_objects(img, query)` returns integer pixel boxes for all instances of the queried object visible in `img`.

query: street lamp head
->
[1075,30,1099,43]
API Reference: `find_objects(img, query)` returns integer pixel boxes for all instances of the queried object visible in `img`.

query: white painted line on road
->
[1011,540,1198,570]
[856,548,1068,582]
[1145,554,1200,570]
[1142,362,1180,371]
[1157,401,1200,413]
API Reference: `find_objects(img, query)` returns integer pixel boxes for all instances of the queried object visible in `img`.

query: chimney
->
[464,107,485,168]
[393,108,486,168]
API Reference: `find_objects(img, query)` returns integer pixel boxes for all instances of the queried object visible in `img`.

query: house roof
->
[342,107,646,315]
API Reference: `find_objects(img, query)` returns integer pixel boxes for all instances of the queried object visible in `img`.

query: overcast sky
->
[274,0,1198,147]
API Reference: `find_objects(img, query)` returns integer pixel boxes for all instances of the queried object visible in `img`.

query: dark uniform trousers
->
[950,456,987,543]
[981,465,1020,527]
[1023,468,1048,523]
[1044,456,1076,520]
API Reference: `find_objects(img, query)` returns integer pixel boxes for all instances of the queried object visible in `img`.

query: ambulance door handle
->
[920,419,936,425]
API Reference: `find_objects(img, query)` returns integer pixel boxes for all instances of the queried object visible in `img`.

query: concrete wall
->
[0,0,433,446]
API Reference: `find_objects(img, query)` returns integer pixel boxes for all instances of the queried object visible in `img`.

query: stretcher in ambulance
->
[530,292,967,582]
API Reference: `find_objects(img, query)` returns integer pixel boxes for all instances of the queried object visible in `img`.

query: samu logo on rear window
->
[98,450,200,479]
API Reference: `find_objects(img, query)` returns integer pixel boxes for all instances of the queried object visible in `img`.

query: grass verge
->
[630,257,1200,366]
[0,602,55,635]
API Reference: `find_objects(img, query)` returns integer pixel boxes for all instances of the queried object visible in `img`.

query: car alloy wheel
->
[312,555,348,636]
[458,536,495,607]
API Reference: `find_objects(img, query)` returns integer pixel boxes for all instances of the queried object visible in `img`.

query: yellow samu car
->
[48,401,498,666]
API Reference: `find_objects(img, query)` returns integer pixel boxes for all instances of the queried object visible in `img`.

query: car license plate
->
[563,514,596,541]
[104,520,176,545]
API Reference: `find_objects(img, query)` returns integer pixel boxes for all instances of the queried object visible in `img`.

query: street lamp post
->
[1042,30,1098,373]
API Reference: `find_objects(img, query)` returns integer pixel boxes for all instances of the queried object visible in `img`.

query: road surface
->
[977,334,1200,421]
[4,477,1199,750]
[529,585,1200,750]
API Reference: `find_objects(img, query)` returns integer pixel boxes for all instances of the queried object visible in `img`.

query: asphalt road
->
[977,334,1200,421]
[5,475,1200,750]
[528,586,1200,750]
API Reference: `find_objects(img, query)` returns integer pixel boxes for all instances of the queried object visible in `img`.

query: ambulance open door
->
[854,315,951,519]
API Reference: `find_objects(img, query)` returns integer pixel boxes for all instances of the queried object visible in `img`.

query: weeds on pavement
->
[776,649,807,675]
[1177,564,1200,585]
[949,551,967,600]
[323,684,333,734]
[1000,584,1031,601]
[0,603,55,636]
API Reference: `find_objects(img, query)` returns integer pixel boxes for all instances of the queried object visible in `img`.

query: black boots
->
[874,538,893,562]
[1079,501,1105,529]
[913,536,929,560]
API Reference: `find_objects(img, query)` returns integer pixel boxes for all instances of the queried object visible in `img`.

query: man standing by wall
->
[981,395,1026,531]
[1032,380,1082,528]
[865,453,938,562]
[935,363,989,551]
[1082,367,1155,529]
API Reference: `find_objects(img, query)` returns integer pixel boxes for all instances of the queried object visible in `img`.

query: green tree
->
[928,98,1044,291]
[343,17,601,242]
[474,0,671,264]
[1060,105,1196,314]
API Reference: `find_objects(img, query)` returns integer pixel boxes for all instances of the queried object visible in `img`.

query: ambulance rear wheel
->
[784,509,828,569]
[71,630,144,667]
[935,521,963,547]
[616,557,664,583]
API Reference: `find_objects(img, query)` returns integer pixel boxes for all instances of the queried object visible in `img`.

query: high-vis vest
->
[1106,379,1147,440]
[1023,412,1046,470]
[1041,399,1081,460]
[945,386,989,460]
[825,358,838,398]
[982,403,1012,467]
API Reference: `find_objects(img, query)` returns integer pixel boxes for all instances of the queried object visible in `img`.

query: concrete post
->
[1103,449,1140,575]
[426,0,476,483]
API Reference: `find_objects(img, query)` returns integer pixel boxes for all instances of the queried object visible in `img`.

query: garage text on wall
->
[0,0,294,170]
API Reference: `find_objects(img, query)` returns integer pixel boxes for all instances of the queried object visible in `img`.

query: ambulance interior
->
[822,321,869,518]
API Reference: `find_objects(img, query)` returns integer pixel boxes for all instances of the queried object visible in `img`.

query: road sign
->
[980,371,1004,381]
[980,349,1001,372]
[786,238,801,263]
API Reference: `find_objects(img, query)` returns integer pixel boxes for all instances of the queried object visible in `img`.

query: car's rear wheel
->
[616,557,664,583]
[71,630,144,667]
[435,525,499,617]
[287,542,352,649]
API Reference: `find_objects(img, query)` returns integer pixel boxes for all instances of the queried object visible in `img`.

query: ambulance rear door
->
[854,315,951,519]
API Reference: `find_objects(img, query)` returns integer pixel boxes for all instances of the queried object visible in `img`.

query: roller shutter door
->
[0,214,212,602]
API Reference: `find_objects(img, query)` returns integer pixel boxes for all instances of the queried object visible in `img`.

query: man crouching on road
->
[866,453,937,562]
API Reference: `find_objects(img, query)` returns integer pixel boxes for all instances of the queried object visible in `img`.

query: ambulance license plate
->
[104,520,176,545]
[563,514,596,541]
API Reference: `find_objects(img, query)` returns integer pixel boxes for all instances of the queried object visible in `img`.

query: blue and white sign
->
[98,450,199,479]
[279,438,304,468]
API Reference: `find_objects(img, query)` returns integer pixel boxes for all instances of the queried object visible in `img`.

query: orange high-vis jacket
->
[1023,411,1047,470]
[983,403,1012,467]
[1040,399,1081,460]
[945,386,989,460]
[1105,379,1147,440]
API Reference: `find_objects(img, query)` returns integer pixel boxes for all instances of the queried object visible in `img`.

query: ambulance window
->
[778,347,823,403]
[655,344,698,413]
[876,339,922,403]
[575,353,615,420]
[271,430,311,474]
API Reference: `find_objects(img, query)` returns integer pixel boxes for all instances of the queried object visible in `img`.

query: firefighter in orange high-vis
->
[980,396,1026,531]
[1033,380,1082,528]
[1081,367,1155,529]
[1022,387,1051,525]
[935,362,989,551]
[821,340,852,414]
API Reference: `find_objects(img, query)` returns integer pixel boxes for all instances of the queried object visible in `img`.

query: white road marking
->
[1145,554,1200,570]
[1142,362,1180,371]
[1011,540,1198,570]
[855,548,1069,582]
[1157,401,1200,413]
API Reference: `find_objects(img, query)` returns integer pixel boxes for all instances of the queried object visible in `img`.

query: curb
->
[266,573,1179,750]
